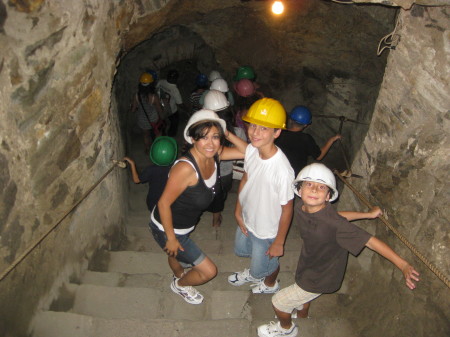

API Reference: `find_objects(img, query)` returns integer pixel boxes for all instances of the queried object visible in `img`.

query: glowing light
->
[272,1,284,15]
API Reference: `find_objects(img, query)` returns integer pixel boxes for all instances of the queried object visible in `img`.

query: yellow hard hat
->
[243,98,287,129]
[139,72,154,85]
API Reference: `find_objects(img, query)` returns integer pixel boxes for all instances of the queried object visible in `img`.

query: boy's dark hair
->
[288,118,307,129]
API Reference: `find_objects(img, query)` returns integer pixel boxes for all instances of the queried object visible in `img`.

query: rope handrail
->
[0,161,124,282]
[335,170,450,289]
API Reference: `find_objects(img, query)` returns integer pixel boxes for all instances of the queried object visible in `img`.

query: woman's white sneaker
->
[170,279,203,305]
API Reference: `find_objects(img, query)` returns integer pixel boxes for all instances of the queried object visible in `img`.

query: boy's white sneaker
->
[228,268,262,286]
[251,280,280,294]
[170,278,203,305]
[257,321,298,337]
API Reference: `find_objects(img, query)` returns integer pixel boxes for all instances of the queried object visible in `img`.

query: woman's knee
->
[196,258,217,281]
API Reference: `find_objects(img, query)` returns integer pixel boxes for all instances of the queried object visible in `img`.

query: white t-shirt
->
[239,144,294,239]
[156,79,183,114]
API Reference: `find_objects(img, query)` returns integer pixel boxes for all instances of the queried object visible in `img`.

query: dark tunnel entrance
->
[112,2,397,194]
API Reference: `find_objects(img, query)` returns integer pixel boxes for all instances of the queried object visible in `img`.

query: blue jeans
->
[149,221,206,268]
[234,228,279,279]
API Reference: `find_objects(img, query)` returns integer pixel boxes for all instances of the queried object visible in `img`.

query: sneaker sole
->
[251,282,280,294]
[170,282,203,305]
[252,287,280,294]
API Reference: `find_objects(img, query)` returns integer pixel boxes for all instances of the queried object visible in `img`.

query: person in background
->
[203,90,235,227]
[189,73,209,116]
[157,69,185,137]
[233,78,264,139]
[199,70,235,107]
[131,72,164,153]
[257,163,419,337]
[123,136,178,212]
[275,106,341,176]
[233,65,265,97]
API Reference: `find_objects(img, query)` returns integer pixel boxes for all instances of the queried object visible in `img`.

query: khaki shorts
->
[272,283,321,314]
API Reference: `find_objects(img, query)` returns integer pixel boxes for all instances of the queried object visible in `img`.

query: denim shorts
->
[234,227,279,279]
[149,221,206,268]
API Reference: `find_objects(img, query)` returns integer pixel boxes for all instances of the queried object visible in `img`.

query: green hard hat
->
[234,66,255,81]
[150,136,178,166]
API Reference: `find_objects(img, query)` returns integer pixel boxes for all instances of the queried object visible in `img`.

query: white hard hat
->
[208,70,222,82]
[293,163,339,202]
[184,109,227,144]
[210,78,229,93]
[203,89,230,112]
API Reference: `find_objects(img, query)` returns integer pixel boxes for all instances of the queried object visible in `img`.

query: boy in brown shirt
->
[257,163,419,337]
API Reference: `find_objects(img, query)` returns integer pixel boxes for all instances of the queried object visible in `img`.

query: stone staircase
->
[30,157,359,336]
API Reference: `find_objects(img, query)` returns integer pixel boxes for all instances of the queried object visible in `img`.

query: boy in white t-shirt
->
[228,98,295,294]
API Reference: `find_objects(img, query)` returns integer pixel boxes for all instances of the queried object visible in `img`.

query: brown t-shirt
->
[294,200,372,294]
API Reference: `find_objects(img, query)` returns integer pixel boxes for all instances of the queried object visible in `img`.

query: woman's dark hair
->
[188,120,226,145]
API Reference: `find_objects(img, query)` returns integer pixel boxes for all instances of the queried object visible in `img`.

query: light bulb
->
[272,1,284,15]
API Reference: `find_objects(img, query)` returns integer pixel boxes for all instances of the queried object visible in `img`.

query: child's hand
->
[333,134,342,142]
[368,206,382,219]
[402,263,420,290]
[266,242,284,258]
[235,212,248,236]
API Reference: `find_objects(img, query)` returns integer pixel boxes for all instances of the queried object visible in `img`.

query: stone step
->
[80,270,296,292]
[52,283,252,321]
[250,316,358,337]
[32,304,355,337]
[89,250,300,275]
[76,271,345,320]
[31,311,251,337]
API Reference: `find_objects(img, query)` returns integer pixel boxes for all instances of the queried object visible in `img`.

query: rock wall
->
[338,6,450,336]
[0,1,167,336]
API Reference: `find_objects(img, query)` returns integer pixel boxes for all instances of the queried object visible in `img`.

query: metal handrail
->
[0,161,124,282]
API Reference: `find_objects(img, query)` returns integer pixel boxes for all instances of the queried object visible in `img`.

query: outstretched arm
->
[219,130,248,161]
[365,236,420,290]
[339,206,382,221]
[316,134,341,160]
[123,157,140,184]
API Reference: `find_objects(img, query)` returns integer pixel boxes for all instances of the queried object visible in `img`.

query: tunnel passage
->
[114,2,396,181]
[1,1,448,336]
[113,25,218,154]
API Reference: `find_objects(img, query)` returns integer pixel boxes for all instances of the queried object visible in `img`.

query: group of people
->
[131,69,184,154]
[126,66,419,337]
